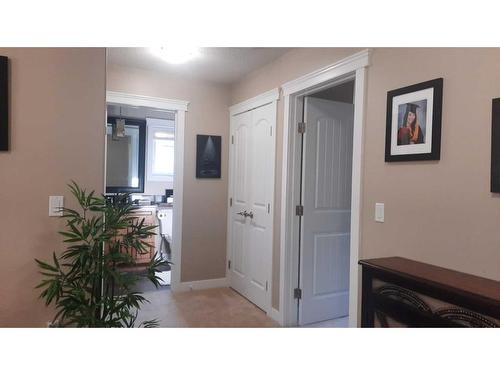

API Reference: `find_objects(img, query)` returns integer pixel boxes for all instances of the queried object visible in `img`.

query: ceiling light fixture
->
[151,47,201,64]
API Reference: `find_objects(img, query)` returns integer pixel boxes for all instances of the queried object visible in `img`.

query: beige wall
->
[230,47,500,311]
[107,63,231,282]
[0,48,106,327]
[361,48,500,278]
[3,47,499,326]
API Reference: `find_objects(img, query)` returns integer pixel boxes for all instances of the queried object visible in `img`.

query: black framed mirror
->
[0,56,8,151]
[105,116,146,193]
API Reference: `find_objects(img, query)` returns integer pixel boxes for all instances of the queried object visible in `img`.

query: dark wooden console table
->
[359,257,500,327]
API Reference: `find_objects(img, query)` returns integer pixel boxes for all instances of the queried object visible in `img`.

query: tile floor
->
[135,285,279,328]
[132,277,349,328]
[301,316,349,328]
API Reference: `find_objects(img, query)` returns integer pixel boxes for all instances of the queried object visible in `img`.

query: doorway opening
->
[296,79,355,327]
[105,102,176,288]
[279,49,369,328]
[105,91,188,295]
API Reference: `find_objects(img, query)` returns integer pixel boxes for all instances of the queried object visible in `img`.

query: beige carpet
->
[136,287,279,328]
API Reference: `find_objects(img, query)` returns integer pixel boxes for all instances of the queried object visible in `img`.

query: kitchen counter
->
[131,203,173,209]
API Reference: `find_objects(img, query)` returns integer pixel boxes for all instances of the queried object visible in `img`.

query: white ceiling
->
[107,48,291,86]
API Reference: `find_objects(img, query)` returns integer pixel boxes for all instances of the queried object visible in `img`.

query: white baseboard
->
[172,277,228,292]
[267,307,283,326]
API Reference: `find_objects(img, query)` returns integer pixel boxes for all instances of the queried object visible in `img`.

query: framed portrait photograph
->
[385,78,443,162]
[0,56,8,151]
[196,134,221,178]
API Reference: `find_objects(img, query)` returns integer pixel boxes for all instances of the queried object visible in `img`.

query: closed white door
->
[228,110,251,296]
[228,103,275,312]
[299,97,354,325]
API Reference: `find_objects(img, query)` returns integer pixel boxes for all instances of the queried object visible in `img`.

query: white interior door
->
[228,110,251,296]
[228,102,275,312]
[299,96,354,325]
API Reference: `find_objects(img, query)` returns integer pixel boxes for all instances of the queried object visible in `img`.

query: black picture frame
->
[0,56,8,151]
[196,134,221,179]
[490,98,500,192]
[105,116,146,194]
[385,78,443,162]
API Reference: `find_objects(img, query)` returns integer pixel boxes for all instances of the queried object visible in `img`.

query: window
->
[152,133,174,176]
[146,118,175,181]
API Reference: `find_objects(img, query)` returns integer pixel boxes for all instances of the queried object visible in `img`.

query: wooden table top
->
[359,257,500,304]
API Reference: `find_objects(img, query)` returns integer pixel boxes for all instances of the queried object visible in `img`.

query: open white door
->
[299,96,354,325]
[228,102,275,312]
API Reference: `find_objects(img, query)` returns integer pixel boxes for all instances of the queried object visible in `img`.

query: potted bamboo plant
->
[35,182,169,327]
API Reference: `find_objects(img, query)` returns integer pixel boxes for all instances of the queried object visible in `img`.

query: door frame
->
[279,50,370,327]
[106,90,189,292]
[226,88,279,316]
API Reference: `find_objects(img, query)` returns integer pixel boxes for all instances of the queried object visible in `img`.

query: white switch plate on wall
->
[375,203,384,222]
[49,196,64,217]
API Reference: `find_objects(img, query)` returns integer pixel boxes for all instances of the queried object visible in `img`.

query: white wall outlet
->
[49,196,64,217]
[375,203,384,223]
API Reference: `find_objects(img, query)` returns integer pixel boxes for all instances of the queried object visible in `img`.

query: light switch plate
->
[375,203,384,223]
[49,196,64,217]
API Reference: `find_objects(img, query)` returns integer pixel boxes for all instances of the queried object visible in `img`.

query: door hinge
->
[267,203,270,214]
[270,126,273,136]
[294,288,302,299]
[228,260,231,270]
[231,135,234,144]
[266,281,268,291]
[298,122,306,134]
[230,197,233,207]
[296,205,304,216]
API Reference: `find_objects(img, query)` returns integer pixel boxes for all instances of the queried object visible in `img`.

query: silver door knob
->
[247,211,254,219]
[237,210,247,216]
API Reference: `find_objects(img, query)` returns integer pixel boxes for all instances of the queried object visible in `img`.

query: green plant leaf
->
[35,182,165,327]
[140,319,159,328]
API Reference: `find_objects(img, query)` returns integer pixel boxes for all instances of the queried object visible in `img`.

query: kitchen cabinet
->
[120,207,157,266]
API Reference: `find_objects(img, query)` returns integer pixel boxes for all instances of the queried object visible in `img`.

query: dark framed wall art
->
[490,98,500,192]
[196,134,221,178]
[0,56,8,151]
[385,78,443,162]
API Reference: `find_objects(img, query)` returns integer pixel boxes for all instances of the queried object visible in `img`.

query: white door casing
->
[105,91,188,293]
[227,98,277,313]
[280,50,370,327]
[299,97,354,325]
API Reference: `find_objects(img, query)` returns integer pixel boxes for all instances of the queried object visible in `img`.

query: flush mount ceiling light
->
[151,47,201,64]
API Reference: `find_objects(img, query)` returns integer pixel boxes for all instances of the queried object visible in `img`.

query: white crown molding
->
[229,88,279,116]
[281,49,371,96]
[106,91,190,112]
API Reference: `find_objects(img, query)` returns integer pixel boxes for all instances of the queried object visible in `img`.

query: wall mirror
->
[106,116,146,193]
